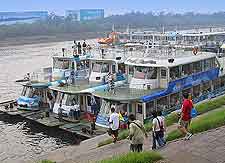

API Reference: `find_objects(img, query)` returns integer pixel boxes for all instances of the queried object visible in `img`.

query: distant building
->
[65,9,104,21]
[0,11,48,24]
[65,10,79,21]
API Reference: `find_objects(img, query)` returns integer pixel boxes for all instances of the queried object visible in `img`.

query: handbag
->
[191,107,198,118]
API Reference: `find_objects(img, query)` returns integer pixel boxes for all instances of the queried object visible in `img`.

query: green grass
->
[166,107,225,141]
[39,160,56,163]
[98,151,162,163]
[98,95,225,147]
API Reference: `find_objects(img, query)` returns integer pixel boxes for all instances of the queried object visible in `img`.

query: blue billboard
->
[79,9,104,21]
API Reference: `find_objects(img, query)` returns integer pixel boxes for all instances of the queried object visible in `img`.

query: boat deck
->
[93,86,162,101]
[50,82,101,94]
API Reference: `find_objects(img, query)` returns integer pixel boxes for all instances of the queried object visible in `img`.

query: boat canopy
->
[141,68,219,102]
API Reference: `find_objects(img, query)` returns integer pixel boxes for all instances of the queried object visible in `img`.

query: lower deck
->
[96,75,225,126]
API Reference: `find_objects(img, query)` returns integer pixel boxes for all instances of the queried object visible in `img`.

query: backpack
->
[156,117,164,132]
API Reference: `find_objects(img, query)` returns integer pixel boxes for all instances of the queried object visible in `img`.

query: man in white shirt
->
[152,111,166,150]
[109,106,119,143]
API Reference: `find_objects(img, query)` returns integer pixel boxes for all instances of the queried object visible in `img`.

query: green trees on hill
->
[0,12,225,39]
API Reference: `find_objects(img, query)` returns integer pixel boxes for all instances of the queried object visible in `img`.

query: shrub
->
[39,160,56,163]
[98,151,162,163]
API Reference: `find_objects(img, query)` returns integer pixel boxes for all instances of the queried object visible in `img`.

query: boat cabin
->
[95,50,223,126]
[52,55,91,81]
[89,58,125,83]
[17,82,50,110]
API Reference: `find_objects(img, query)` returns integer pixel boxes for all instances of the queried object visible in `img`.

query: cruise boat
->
[94,47,225,127]
[48,47,138,118]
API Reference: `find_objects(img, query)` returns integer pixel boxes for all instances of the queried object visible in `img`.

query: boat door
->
[136,103,144,123]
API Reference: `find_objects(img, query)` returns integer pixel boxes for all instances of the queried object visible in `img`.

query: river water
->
[0,41,92,163]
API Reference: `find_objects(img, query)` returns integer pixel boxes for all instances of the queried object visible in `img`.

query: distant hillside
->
[0,11,225,43]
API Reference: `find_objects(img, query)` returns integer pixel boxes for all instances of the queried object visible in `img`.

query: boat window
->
[61,94,67,105]
[182,64,192,76]
[56,92,64,104]
[202,81,211,93]
[134,67,145,79]
[21,86,28,96]
[193,85,201,98]
[209,58,216,68]
[157,96,169,111]
[129,66,134,75]
[160,68,167,79]
[137,103,142,114]
[92,62,102,72]
[134,66,157,79]
[101,63,110,73]
[53,58,70,70]
[66,94,79,106]
[145,67,157,79]
[118,64,125,73]
[170,92,180,109]
[202,58,215,71]
[170,66,180,80]
[193,61,202,73]
[146,101,154,118]
[112,64,116,73]
[25,87,33,97]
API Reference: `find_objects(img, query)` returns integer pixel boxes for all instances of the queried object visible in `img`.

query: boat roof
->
[53,54,92,61]
[92,85,162,101]
[125,51,216,68]
[89,57,124,63]
[49,82,100,94]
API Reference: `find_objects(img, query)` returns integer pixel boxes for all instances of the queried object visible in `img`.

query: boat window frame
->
[134,66,158,80]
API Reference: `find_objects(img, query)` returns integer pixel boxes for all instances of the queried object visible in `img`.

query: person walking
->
[58,103,63,122]
[178,93,193,140]
[47,92,54,113]
[128,114,148,152]
[152,111,166,150]
[157,111,166,146]
[109,107,119,143]
[77,42,82,55]
[82,40,87,55]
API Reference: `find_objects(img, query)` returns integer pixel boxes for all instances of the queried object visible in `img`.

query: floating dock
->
[0,103,107,140]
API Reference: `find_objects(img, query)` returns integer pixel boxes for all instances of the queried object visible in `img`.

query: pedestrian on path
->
[157,111,166,145]
[128,114,148,152]
[152,111,166,150]
[178,93,193,140]
[109,107,119,143]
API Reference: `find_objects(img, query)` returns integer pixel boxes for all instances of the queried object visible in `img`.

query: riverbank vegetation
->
[166,107,225,141]
[98,95,225,147]
[98,151,162,163]
[39,160,56,163]
[1,12,225,41]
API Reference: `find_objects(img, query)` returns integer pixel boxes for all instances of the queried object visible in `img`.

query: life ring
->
[192,48,198,55]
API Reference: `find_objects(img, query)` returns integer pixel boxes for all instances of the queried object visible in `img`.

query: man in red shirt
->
[178,93,193,140]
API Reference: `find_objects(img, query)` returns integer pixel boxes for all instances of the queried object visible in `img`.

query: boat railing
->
[30,71,52,82]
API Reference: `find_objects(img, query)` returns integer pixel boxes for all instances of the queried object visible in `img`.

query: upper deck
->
[125,49,216,68]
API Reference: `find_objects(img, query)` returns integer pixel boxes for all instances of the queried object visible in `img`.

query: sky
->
[0,0,225,16]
